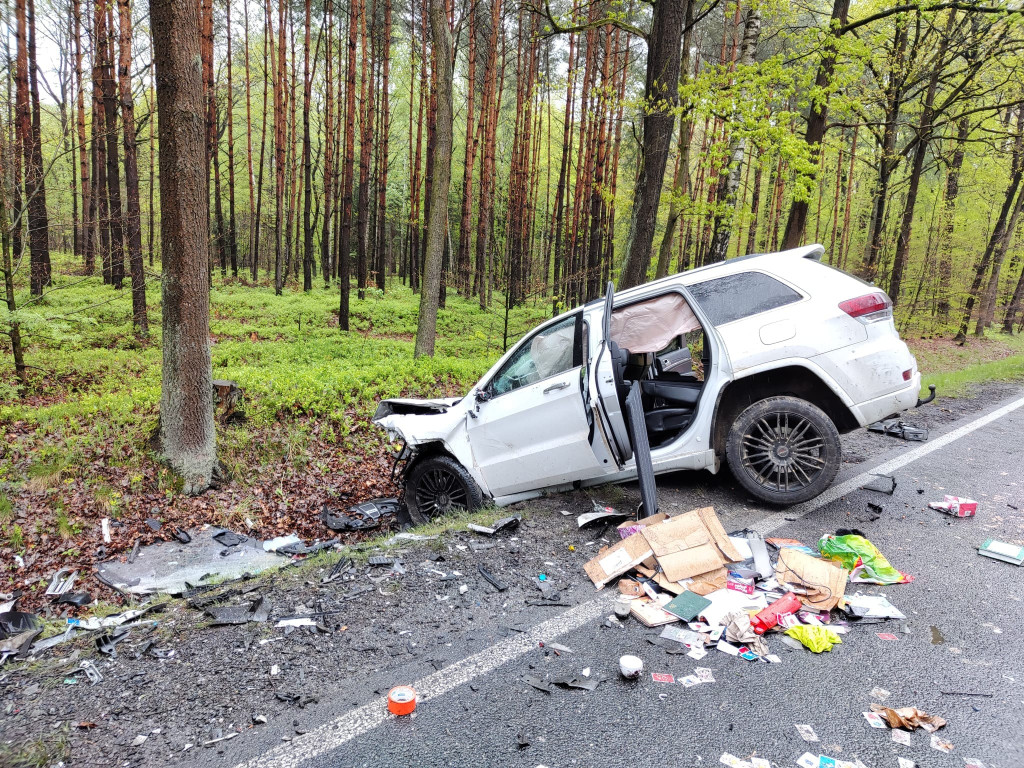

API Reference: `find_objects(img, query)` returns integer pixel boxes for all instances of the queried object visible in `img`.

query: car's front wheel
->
[725,396,841,505]
[405,454,483,524]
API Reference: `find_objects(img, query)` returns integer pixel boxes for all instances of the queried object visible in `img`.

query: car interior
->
[607,292,710,449]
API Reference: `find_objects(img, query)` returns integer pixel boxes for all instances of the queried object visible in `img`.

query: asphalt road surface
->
[202,390,1024,768]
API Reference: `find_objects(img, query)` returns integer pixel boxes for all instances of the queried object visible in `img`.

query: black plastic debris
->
[213,531,248,547]
[205,596,271,626]
[861,474,897,494]
[45,569,79,597]
[128,540,142,564]
[0,610,42,639]
[322,557,354,584]
[478,565,507,592]
[368,556,395,567]
[145,518,162,531]
[173,528,192,544]
[551,675,600,691]
[57,592,93,607]
[0,628,42,664]
[136,639,174,659]
[322,498,402,532]
[858,503,883,522]
[868,419,928,441]
[95,628,131,656]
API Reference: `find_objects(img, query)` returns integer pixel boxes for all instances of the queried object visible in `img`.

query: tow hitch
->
[916,384,936,408]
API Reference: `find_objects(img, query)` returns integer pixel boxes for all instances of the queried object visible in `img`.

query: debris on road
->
[868,418,928,441]
[928,495,978,517]
[977,539,1024,565]
[860,474,897,494]
[576,501,631,529]
[869,704,947,732]
[387,685,417,715]
[784,625,842,653]
[794,723,819,742]
[818,534,913,585]
[322,498,401,532]
[618,654,644,679]
[467,515,521,536]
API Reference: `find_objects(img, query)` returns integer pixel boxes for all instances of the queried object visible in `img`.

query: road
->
[206,390,1024,768]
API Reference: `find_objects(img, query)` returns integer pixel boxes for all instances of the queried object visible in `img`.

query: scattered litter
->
[930,734,954,752]
[145,518,162,531]
[862,711,887,729]
[977,539,1024,565]
[869,704,946,732]
[869,687,891,701]
[206,596,271,626]
[819,534,913,585]
[861,474,897,494]
[458,584,469,595]
[80,660,103,685]
[876,633,898,641]
[842,592,906,620]
[629,595,678,627]
[0,628,42,664]
[270,664,280,676]
[387,685,417,715]
[868,418,928,441]
[276,618,318,628]
[213,531,247,547]
[203,732,238,747]
[795,724,819,742]
[264,534,302,553]
[963,759,986,767]
[891,729,912,745]
[477,565,507,592]
[928,495,977,517]
[651,672,674,683]
[551,674,600,691]
[796,752,819,768]
[101,518,111,543]
[95,628,131,656]
[776,548,848,611]
[467,515,520,536]
[57,592,93,607]
[525,675,553,693]
[545,642,574,655]
[751,592,801,635]
[322,498,400,531]
[277,538,338,556]
[132,734,149,747]
[45,569,79,596]
[618,654,644,679]
[897,759,915,768]
[576,501,630,529]
[785,625,842,653]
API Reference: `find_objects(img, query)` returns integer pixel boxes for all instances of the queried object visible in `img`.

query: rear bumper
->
[850,372,922,426]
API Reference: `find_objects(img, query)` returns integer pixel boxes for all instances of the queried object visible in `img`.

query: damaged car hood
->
[372,396,469,446]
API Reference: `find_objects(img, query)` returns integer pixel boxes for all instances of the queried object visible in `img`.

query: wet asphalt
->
[193,388,1024,768]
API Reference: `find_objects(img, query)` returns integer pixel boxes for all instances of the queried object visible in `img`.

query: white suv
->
[373,245,926,521]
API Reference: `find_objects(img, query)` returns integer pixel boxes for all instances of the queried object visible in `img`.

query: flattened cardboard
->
[617,512,669,540]
[688,567,729,596]
[583,532,653,589]
[641,507,743,583]
[775,548,848,611]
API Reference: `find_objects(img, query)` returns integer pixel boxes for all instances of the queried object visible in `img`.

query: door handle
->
[543,381,571,394]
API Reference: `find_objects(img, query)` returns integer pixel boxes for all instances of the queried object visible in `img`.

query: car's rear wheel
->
[725,396,841,505]
[405,455,483,524]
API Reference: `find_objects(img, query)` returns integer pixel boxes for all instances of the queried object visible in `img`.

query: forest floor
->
[2,254,1024,611]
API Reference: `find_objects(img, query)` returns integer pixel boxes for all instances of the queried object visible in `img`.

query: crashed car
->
[374,244,930,521]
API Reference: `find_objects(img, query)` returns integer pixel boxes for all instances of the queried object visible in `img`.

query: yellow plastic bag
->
[785,625,842,653]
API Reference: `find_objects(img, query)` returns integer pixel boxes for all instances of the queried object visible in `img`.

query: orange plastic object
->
[387,685,417,716]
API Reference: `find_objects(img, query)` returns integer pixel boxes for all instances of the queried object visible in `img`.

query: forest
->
[2,0,1024,589]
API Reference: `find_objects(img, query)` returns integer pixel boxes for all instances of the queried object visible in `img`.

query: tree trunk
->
[100,3,125,289]
[74,0,93,274]
[781,0,850,249]
[936,117,969,319]
[302,0,313,291]
[456,0,477,296]
[16,0,52,296]
[1,132,28,391]
[356,0,372,299]
[272,0,286,294]
[321,0,334,286]
[375,0,391,292]
[152,0,216,495]
[414,0,453,358]
[338,0,357,327]
[226,0,238,276]
[118,0,148,335]
[707,8,762,264]
[617,0,688,289]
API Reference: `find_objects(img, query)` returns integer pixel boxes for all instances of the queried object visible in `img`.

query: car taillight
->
[839,292,893,323]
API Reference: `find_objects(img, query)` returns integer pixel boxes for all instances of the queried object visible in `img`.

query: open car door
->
[589,282,659,517]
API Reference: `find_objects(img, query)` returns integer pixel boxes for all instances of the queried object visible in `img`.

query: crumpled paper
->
[784,624,842,653]
[869,703,947,732]
[724,610,769,656]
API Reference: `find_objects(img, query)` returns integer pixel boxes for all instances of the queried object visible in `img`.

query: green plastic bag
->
[818,534,914,585]
[785,625,842,653]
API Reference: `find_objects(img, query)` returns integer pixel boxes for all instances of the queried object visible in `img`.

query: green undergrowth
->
[1,254,551,482]
[912,332,1024,398]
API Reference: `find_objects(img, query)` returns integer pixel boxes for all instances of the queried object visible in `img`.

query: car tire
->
[725,396,841,506]
[405,454,483,524]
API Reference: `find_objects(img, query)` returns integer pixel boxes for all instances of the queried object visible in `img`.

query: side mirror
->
[475,389,491,403]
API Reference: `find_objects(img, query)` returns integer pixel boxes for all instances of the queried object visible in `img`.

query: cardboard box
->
[640,507,743,583]
[928,495,978,517]
[617,512,669,540]
[775,548,848,611]
[726,572,755,595]
[583,532,654,589]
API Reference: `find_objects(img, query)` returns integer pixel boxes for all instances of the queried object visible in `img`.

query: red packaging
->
[751,591,802,635]
[726,572,755,595]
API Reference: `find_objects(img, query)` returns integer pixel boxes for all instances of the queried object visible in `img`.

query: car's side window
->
[687,271,803,326]
[490,314,579,396]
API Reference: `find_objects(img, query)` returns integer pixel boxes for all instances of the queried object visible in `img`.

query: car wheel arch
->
[711,364,859,455]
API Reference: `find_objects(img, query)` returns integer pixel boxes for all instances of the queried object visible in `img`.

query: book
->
[978,539,1024,566]
[663,590,712,622]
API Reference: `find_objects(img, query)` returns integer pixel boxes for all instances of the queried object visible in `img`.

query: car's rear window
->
[687,271,803,326]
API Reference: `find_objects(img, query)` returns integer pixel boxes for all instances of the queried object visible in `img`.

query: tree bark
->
[118,0,148,335]
[226,0,238,276]
[152,0,216,494]
[617,0,688,289]
[707,8,762,264]
[338,0,357,327]
[100,3,125,289]
[414,0,453,358]
[302,0,313,291]
[73,0,93,274]
[781,0,850,249]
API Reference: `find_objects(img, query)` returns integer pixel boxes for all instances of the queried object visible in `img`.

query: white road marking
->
[750,390,1024,535]
[232,390,1024,768]
[232,597,613,768]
